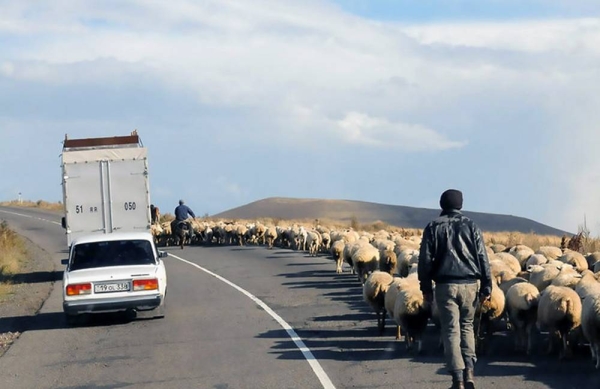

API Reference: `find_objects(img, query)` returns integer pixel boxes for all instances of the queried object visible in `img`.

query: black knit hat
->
[440,189,463,211]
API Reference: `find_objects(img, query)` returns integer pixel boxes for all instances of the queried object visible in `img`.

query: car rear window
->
[70,239,156,271]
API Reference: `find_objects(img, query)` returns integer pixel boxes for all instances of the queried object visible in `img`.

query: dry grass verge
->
[0,221,26,284]
[0,199,63,211]
[0,221,27,353]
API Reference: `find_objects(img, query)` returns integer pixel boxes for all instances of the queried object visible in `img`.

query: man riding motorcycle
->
[174,199,196,240]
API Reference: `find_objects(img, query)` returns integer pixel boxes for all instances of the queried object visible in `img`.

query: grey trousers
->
[435,283,479,372]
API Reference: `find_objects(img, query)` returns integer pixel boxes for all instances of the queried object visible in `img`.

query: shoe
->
[450,381,465,389]
[464,368,475,389]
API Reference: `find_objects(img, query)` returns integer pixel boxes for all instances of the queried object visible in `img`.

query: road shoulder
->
[0,234,56,357]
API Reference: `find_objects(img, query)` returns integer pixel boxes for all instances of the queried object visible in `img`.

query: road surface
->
[0,206,598,389]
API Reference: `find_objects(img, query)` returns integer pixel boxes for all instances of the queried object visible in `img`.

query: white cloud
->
[2,1,600,233]
[335,112,466,151]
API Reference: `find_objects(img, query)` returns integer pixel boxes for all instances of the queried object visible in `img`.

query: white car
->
[62,231,168,324]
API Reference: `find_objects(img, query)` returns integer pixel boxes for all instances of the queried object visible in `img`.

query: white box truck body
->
[60,132,151,247]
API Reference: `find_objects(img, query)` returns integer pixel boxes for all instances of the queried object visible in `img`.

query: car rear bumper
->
[63,294,162,315]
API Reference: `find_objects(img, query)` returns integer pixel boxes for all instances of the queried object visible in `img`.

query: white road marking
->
[169,253,337,389]
[0,209,62,226]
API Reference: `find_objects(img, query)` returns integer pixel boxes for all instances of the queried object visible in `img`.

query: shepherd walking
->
[418,189,492,389]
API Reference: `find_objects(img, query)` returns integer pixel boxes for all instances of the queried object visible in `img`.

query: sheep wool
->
[363,271,395,335]
[581,293,600,369]
[331,240,346,273]
[495,252,522,274]
[558,250,588,272]
[393,282,430,353]
[352,245,381,284]
[506,282,540,355]
[537,285,583,359]
[536,246,563,261]
[379,249,398,276]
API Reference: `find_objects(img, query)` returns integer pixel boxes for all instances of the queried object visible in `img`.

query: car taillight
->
[66,283,92,296]
[133,278,158,291]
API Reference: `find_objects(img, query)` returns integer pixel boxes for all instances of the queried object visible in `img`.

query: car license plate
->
[94,282,130,293]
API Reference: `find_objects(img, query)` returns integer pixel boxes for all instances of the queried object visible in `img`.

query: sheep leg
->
[378,309,386,335]
[395,325,401,340]
[526,323,534,356]
[545,332,556,355]
[405,333,412,351]
[417,338,423,354]
[594,344,600,369]
[561,332,573,360]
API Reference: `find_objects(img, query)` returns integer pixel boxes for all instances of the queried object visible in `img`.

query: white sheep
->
[331,240,346,273]
[343,240,371,274]
[363,271,395,335]
[396,248,419,277]
[576,271,600,300]
[558,250,588,272]
[264,227,278,249]
[551,270,583,289]
[306,230,321,257]
[508,244,535,268]
[352,245,381,284]
[526,253,549,268]
[581,292,600,369]
[536,285,582,359]
[506,282,540,355]
[494,252,522,274]
[379,249,397,276]
[528,263,562,292]
[536,246,563,261]
[475,280,506,354]
[393,281,431,353]
[384,276,410,340]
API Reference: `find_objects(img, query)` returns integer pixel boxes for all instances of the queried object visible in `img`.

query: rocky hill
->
[213,197,571,236]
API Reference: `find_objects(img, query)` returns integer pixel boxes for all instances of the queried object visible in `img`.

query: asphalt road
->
[0,206,599,389]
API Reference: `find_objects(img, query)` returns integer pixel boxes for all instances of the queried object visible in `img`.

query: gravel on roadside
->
[0,234,56,357]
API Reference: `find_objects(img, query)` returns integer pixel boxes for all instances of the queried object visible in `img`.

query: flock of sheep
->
[150,218,600,369]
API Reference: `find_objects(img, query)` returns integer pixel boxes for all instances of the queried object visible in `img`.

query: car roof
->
[72,231,154,246]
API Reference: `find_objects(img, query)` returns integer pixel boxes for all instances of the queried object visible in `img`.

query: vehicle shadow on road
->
[0,270,63,284]
[0,311,137,333]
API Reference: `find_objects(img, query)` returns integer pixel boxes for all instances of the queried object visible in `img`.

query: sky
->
[1,0,600,235]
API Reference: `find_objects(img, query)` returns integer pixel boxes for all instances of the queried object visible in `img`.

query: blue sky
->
[1,0,600,235]
[332,0,600,21]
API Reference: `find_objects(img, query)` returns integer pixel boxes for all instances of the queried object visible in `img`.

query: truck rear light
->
[133,278,158,291]
[66,283,92,296]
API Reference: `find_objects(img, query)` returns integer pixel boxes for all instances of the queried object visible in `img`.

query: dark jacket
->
[418,210,492,296]
[174,204,195,221]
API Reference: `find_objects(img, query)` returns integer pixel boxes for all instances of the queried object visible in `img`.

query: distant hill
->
[213,197,571,236]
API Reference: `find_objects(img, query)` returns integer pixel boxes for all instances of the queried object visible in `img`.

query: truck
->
[60,131,152,247]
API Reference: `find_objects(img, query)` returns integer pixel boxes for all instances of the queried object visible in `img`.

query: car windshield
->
[70,239,156,271]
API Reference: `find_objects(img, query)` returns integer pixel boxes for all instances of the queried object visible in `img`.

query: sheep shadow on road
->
[268,258,600,389]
